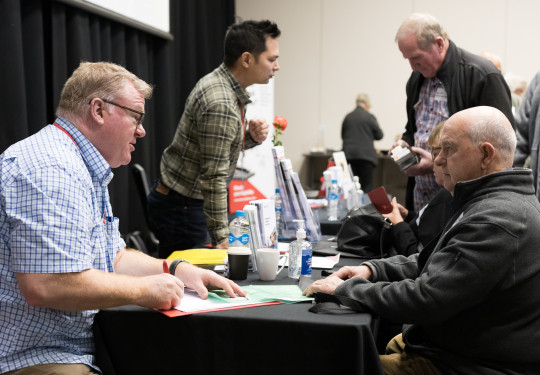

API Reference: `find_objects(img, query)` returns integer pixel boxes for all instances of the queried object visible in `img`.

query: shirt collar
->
[217,63,252,106]
[436,40,457,88]
[54,117,114,186]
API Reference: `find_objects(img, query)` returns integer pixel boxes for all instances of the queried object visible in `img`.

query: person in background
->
[514,70,540,197]
[383,121,453,256]
[305,106,540,375]
[341,93,384,192]
[478,51,502,72]
[478,51,526,115]
[0,62,245,375]
[504,71,528,114]
[148,20,280,258]
[394,13,514,212]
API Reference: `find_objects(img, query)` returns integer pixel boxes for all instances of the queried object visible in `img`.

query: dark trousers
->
[147,181,210,258]
[349,159,376,193]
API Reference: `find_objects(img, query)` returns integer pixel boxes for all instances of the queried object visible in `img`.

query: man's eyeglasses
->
[101,99,145,127]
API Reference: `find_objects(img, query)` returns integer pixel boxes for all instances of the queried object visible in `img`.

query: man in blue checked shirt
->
[0,62,246,375]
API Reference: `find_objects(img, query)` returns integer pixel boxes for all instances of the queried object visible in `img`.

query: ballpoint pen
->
[163,260,169,274]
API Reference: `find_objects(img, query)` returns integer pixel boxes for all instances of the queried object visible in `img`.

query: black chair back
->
[131,163,159,256]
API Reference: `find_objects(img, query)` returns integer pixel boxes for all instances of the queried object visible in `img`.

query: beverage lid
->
[235,210,245,217]
[227,247,251,255]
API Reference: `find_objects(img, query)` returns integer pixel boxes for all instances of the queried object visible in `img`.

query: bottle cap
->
[235,210,245,217]
[275,188,280,193]
[293,219,306,239]
[331,179,337,183]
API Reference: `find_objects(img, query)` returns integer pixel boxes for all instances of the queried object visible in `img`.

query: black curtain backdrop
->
[1,0,235,238]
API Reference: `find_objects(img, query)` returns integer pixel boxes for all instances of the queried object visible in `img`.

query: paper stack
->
[272,146,322,243]
[249,199,277,249]
[243,205,261,272]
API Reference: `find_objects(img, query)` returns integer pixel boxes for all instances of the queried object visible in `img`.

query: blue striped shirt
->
[0,117,125,373]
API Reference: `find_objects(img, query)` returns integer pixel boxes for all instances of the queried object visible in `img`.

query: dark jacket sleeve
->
[335,221,518,324]
[391,222,420,256]
[514,71,540,166]
[469,72,516,129]
[401,73,423,146]
[370,114,384,141]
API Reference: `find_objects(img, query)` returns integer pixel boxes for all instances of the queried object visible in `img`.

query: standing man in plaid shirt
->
[393,13,513,212]
[148,20,280,258]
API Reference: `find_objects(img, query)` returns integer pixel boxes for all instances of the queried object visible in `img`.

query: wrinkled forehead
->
[440,116,470,144]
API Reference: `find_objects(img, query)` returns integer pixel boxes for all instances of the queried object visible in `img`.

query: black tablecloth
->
[93,258,384,375]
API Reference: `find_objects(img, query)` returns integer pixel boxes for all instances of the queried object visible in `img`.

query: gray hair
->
[468,107,516,166]
[356,93,371,107]
[395,13,449,51]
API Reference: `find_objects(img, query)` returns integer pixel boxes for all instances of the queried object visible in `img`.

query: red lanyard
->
[53,122,76,146]
[238,100,246,152]
[53,122,107,223]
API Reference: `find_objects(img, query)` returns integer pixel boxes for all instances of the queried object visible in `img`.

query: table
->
[93,256,384,375]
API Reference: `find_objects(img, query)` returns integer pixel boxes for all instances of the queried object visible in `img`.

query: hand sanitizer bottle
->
[288,219,312,279]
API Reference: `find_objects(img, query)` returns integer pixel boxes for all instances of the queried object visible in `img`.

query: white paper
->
[278,242,289,253]
[175,289,260,313]
[279,253,340,270]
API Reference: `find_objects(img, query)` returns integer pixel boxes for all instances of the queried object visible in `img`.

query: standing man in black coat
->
[394,13,514,212]
[341,93,384,192]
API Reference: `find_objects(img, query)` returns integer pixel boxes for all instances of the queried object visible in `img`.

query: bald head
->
[479,52,502,72]
[436,106,516,185]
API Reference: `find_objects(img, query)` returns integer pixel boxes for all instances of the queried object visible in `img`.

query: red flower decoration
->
[273,116,288,131]
[272,116,288,146]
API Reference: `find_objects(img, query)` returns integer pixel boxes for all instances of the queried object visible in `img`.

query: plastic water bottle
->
[228,210,250,247]
[288,220,311,279]
[354,176,365,205]
[327,179,340,221]
[274,188,282,237]
[346,175,364,209]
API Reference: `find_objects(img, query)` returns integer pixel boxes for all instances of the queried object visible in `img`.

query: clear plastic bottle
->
[327,179,340,221]
[228,210,250,248]
[288,220,311,279]
[354,176,365,205]
[346,178,361,210]
[274,188,282,237]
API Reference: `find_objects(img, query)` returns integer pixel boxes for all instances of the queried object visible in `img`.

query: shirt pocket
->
[89,216,121,272]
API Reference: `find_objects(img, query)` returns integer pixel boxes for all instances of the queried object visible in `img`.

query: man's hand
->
[404,146,434,177]
[248,118,269,143]
[383,197,407,225]
[331,265,373,280]
[302,265,373,297]
[214,238,229,249]
[175,263,247,300]
[138,273,185,310]
[391,139,409,150]
[302,275,344,296]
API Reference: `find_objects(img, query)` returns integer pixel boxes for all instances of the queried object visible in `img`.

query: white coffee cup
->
[256,248,288,281]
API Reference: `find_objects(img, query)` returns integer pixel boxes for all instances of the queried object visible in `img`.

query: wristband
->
[169,258,189,276]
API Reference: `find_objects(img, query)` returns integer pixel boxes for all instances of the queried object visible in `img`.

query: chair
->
[131,163,159,256]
